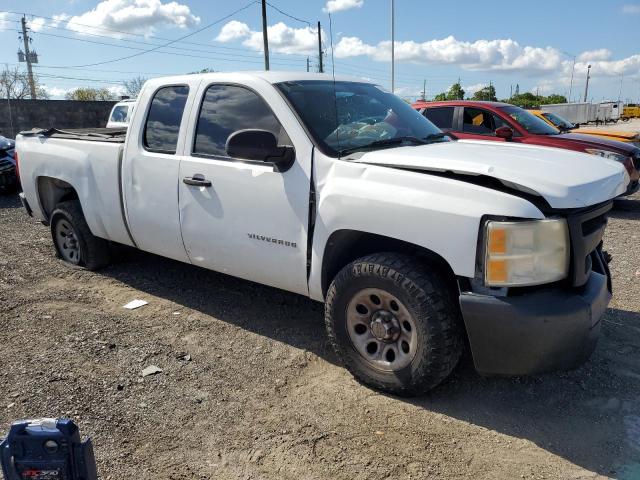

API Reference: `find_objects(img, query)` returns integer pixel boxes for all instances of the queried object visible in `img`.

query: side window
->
[144,86,189,154]
[424,107,454,130]
[193,84,289,158]
[462,107,508,135]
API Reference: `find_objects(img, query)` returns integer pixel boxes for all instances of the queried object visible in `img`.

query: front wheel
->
[50,200,110,270]
[325,253,463,396]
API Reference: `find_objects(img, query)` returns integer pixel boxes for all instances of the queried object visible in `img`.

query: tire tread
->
[325,252,462,396]
[51,200,110,270]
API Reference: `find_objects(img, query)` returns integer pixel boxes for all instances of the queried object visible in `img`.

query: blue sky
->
[1,0,639,102]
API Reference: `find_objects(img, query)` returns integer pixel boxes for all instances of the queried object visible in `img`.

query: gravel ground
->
[1,191,639,480]
[575,118,640,134]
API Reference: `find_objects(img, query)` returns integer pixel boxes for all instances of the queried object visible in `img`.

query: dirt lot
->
[576,118,640,134]
[1,191,640,480]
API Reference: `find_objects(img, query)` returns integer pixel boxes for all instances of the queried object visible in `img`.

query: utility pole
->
[317,21,323,73]
[391,0,395,93]
[306,57,310,72]
[509,84,513,101]
[618,72,624,101]
[20,16,37,99]
[583,64,591,103]
[261,0,269,70]
[568,56,576,103]
[422,79,426,101]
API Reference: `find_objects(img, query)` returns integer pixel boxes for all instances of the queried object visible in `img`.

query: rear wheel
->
[325,253,463,396]
[50,200,110,270]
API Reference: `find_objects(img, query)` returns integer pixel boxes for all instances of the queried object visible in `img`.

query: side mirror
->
[225,129,294,169]
[495,126,514,140]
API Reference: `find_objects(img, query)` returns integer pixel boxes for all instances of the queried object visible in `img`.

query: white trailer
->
[541,102,624,125]
[541,103,593,125]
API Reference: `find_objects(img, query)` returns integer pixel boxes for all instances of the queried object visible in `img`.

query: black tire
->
[50,200,110,270]
[325,253,463,396]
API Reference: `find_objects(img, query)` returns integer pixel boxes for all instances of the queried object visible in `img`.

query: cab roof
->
[143,71,370,87]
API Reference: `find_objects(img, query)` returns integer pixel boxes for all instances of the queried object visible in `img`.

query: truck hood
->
[352,139,627,209]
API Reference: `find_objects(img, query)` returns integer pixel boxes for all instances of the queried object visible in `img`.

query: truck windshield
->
[499,105,560,135]
[276,80,446,157]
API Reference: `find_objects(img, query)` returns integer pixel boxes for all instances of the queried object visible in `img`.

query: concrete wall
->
[0,99,117,138]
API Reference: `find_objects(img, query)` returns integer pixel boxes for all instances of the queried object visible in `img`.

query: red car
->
[412,100,640,194]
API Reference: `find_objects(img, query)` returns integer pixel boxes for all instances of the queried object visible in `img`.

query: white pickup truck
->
[16,72,627,396]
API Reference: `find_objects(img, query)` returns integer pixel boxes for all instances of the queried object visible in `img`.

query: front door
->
[457,106,512,142]
[178,82,312,295]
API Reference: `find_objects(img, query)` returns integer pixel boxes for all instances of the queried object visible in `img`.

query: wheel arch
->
[320,229,459,299]
[36,176,80,224]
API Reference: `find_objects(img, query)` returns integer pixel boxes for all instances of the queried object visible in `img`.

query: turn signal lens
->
[484,219,569,287]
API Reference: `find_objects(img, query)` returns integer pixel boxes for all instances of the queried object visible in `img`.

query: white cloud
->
[43,86,75,99]
[577,48,612,62]
[25,14,70,32]
[622,4,640,13]
[0,11,11,30]
[108,84,127,98]
[334,36,377,57]
[215,20,251,42]
[333,35,563,74]
[216,21,323,55]
[29,17,47,32]
[464,83,488,95]
[530,79,557,95]
[65,0,200,37]
[323,0,364,13]
[43,84,127,99]
[574,55,640,77]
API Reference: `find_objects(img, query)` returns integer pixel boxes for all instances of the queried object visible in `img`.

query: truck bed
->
[19,127,127,143]
[16,131,134,247]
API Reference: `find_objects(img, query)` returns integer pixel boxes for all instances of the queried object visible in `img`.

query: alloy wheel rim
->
[55,219,81,264]
[346,288,417,372]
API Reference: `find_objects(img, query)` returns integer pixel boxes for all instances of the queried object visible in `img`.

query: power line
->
[33,1,261,68]
[265,1,310,25]
[30,30,303,66]
[5,10,309,58]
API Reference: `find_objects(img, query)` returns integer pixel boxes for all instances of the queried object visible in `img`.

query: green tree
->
[65,87,115,101]
[447,82,465,100]
[433,82,465,101]
[544,94,567,105]
[471,84,497,101]
[503,92,568,108]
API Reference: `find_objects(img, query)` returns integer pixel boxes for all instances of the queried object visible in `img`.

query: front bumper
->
[459,270,611,376]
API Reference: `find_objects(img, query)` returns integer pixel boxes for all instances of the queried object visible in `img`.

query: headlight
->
[585,148,628,163]
[484,219,569,287]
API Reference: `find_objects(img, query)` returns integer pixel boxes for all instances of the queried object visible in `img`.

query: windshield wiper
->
[338,134,446,156]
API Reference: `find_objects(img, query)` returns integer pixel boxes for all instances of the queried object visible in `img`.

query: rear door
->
[422,106,456,132]
[177,80,313,295]
[122,79,200,262]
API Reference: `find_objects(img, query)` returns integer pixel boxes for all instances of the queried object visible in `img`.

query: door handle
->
[183,176,212,187]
